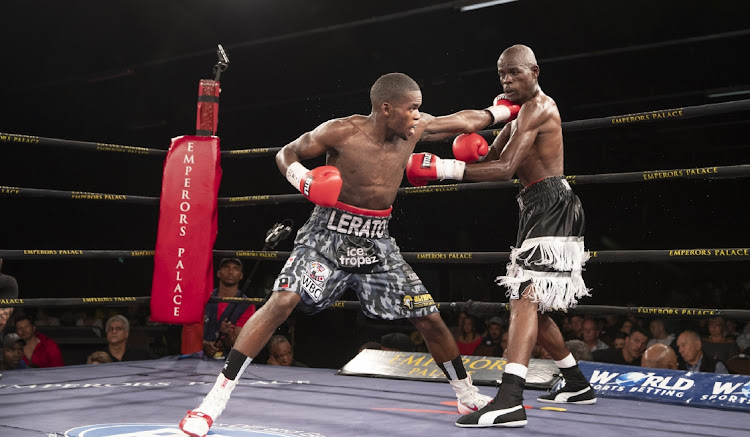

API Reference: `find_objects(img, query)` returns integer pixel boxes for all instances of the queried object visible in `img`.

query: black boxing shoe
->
[455,373,528,428]
[455,401,527,428]
[538,364,597,404]
[537,383,596,404]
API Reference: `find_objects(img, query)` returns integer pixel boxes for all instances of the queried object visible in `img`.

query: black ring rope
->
[1,248,748,262]
[1,295,746,320]
[2,163,748,207]
[2,99,748,158]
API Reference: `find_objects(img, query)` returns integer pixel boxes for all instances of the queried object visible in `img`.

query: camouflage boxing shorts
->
[271,202,439,320]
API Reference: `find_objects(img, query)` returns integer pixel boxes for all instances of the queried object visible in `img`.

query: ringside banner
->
[151,135,222,323]
[578,361,750,411]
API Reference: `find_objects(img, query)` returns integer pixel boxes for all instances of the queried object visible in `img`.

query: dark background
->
[1,1,749,366]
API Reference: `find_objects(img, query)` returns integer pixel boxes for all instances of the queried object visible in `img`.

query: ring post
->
[151,46,229,356]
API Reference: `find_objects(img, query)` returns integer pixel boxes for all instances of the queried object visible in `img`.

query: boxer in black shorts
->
[405,45,596,428]
[179,72,521,437]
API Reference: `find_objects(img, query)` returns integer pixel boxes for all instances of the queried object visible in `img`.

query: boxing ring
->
[2,86,750,436]
[1,358,748,437]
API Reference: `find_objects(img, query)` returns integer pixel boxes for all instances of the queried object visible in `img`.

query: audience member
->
[641,343,679,370]
[564,339,593,362]
[582,318,608,352]
[265,335,307,367]
[612,332,627,349]
[592,327,649,366]
[33,308,61,327]
[702,317,740,365]
[0,258,19,334]
[203,258,256,358]
[86,350,113,365]
[449,311,468,340]
[646,319,675,349]
[474,316,504,357]
[76,309,105,336]
[676,330,728,373]
[724,319,741,341]
[564,315,584,341]
[15,314,64,368]
[380,332,416,352]
[100,315,151,362]
[1,333,28,370]
[455,315,482,356]
[617,319,634,335]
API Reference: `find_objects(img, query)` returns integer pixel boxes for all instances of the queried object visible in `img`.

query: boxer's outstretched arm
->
[419,110,493,142]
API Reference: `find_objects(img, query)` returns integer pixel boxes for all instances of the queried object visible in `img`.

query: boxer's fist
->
[452,133,488,163]
[286,162,342,207]
[492,94,521,122]
[405,153,465,187]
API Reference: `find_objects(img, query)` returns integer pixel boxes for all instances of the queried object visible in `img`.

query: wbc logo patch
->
[300,261,332,302]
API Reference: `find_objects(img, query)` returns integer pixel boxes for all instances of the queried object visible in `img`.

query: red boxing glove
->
[491,94,521,122]
[405,153,465,187]
[286,162,342,207]
[452,133,488,163]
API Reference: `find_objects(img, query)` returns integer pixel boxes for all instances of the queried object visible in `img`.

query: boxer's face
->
[497,57,538,104]
[386,91,422,140]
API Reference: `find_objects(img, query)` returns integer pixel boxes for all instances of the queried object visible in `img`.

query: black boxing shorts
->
[496,176,591,312]
[271,202,439,320]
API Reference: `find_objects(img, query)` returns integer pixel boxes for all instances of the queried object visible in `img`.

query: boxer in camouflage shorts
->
[179,72,520,437]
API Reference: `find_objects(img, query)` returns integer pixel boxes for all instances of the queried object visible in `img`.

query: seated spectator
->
[564,339,593,362]
[76,309,105,337]
[617,318,634,336]
[202,258,256,359]
[702,317,740,365]
[380,332,416,352]
[34,308,61,327]
[455,315,482,356]
[612,332,627,349]
[641,343,678,370]
[449,311,468,340]
[582,318,609,352]
[473,316,504,357]
[564,315,584,341]
[646,319,675,349]
[1,333,28,370]
[86,350,113,365]
[101,315,151,362]
[676,330,728,373]
[0,258,19,334]
[265,335,307,367]
[592,327,649,366]
[15,315,64,368]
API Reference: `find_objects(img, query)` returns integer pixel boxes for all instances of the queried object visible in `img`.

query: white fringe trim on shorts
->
[495,236,591,313]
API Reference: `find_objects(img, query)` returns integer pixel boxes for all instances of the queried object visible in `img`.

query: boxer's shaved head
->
[370,72,420,108]
[498,44,538,68]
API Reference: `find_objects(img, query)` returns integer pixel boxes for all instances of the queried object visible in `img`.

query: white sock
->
[504,362,528,380]
[554,353,576,369]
